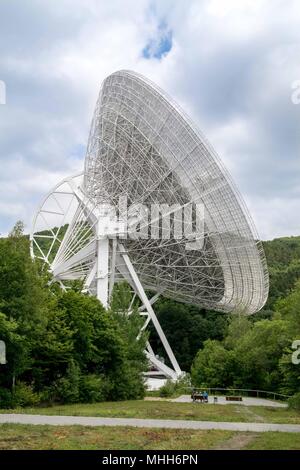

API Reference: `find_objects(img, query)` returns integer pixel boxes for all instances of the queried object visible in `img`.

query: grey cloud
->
[0,0,299,240]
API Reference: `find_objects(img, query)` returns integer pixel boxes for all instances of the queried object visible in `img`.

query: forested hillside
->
[263,236,300,309]
[0,223,299,406]
[0,223,147,408]
[151,236,300,396]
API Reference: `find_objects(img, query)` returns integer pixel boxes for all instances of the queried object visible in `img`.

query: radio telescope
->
[31,70,269,380]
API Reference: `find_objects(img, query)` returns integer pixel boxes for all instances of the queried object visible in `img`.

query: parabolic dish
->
[81,70,269,314]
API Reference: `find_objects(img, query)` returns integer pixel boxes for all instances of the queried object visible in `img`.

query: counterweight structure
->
[31,70,269,380]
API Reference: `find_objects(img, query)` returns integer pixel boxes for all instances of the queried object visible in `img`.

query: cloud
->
[0,0,299,240]
[142,20,173,59]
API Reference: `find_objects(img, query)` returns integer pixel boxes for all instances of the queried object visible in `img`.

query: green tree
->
[0,223,148,405]
[224,314,251,349]
[191,339,234,388]
[279,351,300,395]
[276,279,300,337]
[57,290,124,374]
[0,222,49,390]
[149,299,227,371]
[109,282,147,399]
[275,281,300,395]
[233,319,290,390]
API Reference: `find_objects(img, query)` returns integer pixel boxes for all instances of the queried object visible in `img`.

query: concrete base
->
[145,377,167,391]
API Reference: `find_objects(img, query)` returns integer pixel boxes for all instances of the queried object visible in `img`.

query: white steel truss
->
[31,174,181,378]
[31,70,269,380]
[84,70,269,315]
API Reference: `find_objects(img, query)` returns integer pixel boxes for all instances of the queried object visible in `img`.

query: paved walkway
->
[0,414,299,433]
[171,395,287,408]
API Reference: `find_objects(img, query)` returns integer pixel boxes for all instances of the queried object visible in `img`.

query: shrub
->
[176,373,191,392]
[53,377,79,403]
[159,374,191,398]
[109,365,146,401]
[13,383,40,407]
[79,374,110,403]
[288,392,300,411]
[0,387,12,408]
[159,379,176,397]
[50,361,81,404]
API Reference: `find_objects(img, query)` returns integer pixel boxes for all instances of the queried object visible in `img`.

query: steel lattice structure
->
[31,70,269,380]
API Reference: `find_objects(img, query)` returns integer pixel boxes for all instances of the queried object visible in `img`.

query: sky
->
[0,0,300,240]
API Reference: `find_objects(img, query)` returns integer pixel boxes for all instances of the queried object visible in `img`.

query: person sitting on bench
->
[191,389,203,402]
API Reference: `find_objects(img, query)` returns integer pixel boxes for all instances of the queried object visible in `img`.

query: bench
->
[191,392,208,403]
[225,396,243,402]
[192,393,203,402]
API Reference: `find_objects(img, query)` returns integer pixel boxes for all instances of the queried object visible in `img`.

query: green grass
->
[143,390,161,397]
[0,401,249,422]
[1,400,299,424]
[245,432,300,450]
[0,424,233,450]
[0,424,300,450]
[248,406,300,424]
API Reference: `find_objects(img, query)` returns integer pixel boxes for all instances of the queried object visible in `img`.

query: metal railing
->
[188,387,290,401]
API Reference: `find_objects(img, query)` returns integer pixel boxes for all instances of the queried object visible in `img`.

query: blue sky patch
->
[143,21,172,59]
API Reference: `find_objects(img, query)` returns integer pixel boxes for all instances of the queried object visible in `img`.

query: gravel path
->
[172,395,287,408]
[0,414,299,433]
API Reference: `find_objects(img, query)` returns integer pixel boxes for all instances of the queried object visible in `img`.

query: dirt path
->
[237,405,265,422]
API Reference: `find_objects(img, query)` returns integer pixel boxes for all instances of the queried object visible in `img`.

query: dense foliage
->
[1,221,300,406]
[149,236,300,397]
[148,300,227,371]
[190,251,300,396]
[0,223,147,407]
[263,236,300,310]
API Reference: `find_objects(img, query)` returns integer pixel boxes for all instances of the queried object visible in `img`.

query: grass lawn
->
[1,400,300,424]
[248,406,300,424]
[0,424,300,450]
[245,432,300,450]
[0,424,233,450]
[1,401,246,422]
